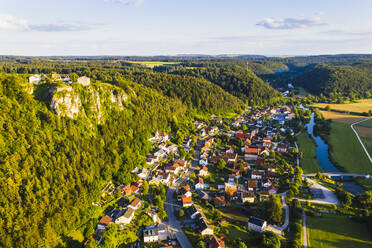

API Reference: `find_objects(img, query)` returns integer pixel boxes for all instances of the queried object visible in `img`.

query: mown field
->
[126,61,180,68]
[296,132,322,173]
[328,122,371,174]
[307,214,372,248]
[319,110,366,124]
[313,99,372,114]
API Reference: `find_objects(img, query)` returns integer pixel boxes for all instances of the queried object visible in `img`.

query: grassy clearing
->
[313,99,372,114]
[307,214,372,248]
[220,222,259,247]
[219,205,250,222]
[319,110,366,124]
[328,122,372,174]
[297,132,322,173]
[126,61,180,68]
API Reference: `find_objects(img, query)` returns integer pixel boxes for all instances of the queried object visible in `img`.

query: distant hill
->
[294,64,372,100]
[157,64,281,105]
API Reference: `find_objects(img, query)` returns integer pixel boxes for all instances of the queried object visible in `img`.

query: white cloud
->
[104,0,144,5]
[0,14,28,30]
[257,17,326,30]
[0,14,90,32]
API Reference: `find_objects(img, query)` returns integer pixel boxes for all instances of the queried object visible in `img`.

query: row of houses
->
[97,197,143,232]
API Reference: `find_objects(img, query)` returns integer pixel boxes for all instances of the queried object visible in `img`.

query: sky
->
[1,0,372,56]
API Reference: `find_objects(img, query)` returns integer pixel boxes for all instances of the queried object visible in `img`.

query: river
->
[305,113,365,194]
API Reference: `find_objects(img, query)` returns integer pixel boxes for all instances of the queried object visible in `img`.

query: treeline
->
[0,73,188,247]
[0,60,245,114]
[294,64,372,102]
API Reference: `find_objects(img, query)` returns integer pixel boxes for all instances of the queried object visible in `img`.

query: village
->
[83,104,301,248]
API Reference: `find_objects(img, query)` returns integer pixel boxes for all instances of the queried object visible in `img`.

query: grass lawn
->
[219,205,250,222]
[328,122,372,174]
[220,222,259,248]
[313,99,372,114]
[297,132,322,173]
[307,214,372,248]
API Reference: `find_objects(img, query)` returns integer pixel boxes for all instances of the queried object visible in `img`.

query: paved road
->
[302,211,308,248]
[294,141,299,166]
[165,187,193,248]
[164,136,201,248]
[303,173,370,178]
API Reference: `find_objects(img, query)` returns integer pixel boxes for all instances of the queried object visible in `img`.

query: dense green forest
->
[294,64,372,102]
[155,64,281,105]
[0,60,246,113]
[0,73,194,247]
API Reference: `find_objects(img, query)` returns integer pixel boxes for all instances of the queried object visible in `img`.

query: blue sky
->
[1,0,372,56]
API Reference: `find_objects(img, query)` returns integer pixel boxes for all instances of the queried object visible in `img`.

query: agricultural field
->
[356,118,372,128]
[354,118,372,156]
[296,132,322,173]
[313,99,372,114]
[126,61,180,68]
[306,214,372,248]
[328,122,372,174]
[319,110,366,124]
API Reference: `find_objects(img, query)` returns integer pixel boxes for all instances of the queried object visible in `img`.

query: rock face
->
[50,86,83,118]
[49,83,128,123]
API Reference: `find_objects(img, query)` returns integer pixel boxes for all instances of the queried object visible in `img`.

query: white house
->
[195,177,205,190]
[198,166,209,177]
[247,216,267,233]
[143,225,168,243]
[115,208,135,225]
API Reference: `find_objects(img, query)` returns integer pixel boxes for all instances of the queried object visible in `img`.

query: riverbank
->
[304,112,365,194]
[296,132,322,173]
